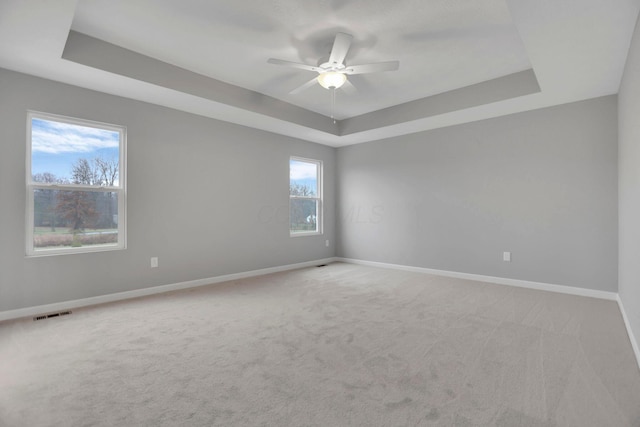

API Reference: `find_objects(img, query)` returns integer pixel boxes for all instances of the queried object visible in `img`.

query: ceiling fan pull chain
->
[331,88,336,124]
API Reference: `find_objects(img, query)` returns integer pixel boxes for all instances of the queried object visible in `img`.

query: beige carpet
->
[1,262,639,426]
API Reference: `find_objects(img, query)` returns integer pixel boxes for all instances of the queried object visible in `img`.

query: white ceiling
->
[0,0,638,147]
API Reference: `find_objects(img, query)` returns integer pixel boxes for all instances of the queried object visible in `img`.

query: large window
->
[290,157,322,236]
[26,111,126,256]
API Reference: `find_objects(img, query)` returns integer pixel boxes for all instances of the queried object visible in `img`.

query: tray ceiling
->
[0,0,638,146]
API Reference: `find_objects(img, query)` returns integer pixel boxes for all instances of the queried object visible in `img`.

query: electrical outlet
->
[503,252,511,262]
[151,257,159,268]
[325,240,330,247]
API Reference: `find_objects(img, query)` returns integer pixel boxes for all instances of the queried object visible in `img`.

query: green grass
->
[33,227,69,235]
[33,229,118,248]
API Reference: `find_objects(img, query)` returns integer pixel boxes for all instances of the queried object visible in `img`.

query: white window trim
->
[26,111,127,257]
[290,156,323,237]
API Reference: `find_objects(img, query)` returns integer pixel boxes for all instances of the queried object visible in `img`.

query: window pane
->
[32,189,119,250]
[290,199,318,233]
[31,118,120,185]
[290,159,317,196]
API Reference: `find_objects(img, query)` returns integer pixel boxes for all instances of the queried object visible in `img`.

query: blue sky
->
[31,118,120,181]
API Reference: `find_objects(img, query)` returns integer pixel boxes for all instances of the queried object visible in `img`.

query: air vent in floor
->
[33,311,72,321]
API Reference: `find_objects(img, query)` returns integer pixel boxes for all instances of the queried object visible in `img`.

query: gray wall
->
[0,68,335,312]
[0,66,624,314]
[337,96,618,291]
[619,14,640,353]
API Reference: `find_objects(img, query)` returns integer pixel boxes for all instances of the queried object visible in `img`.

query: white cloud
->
[290,160,317,180]
[31,119,119,154]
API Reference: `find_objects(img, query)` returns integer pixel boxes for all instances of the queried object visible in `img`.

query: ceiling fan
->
[267,32,400,94]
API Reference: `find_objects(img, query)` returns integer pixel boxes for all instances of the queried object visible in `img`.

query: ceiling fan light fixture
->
[317,71,347,89]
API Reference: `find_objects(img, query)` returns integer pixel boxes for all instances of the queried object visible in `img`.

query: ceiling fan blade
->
[328,33,353,66]
[267,58,320,73]
[340,79,357,95]
[289,77,318,95]
[344,61,400,75]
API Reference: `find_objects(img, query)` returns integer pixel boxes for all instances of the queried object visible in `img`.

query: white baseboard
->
[616,295,640,373]
[336,257,618,301]
[0,257,336,322]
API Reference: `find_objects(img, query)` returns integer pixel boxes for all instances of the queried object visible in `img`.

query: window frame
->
[25,111,127,257]
[289,156,323,237]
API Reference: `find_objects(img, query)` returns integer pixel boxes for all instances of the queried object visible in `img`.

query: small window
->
[26,111,126,256]
[290,157,322,236]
